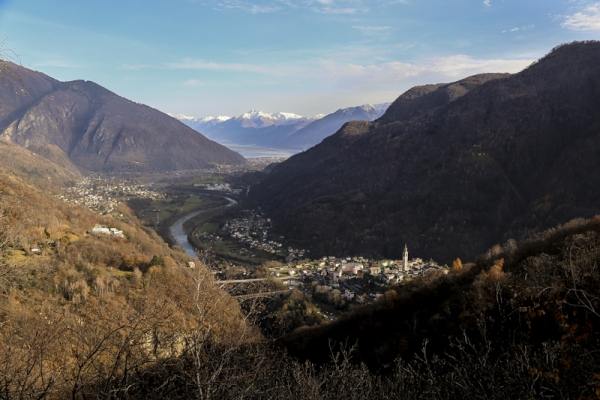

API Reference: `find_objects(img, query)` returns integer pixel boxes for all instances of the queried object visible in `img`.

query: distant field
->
[181,173,227,186]
[195,222,219,235]
[130,195,219,225]
[193,222,285,264]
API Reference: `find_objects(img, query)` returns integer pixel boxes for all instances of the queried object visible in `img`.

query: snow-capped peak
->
[237,110,306,123]
[372,102,392,114]
[171,109,329,127]
[339,102,392,117]
[168,113,196,121]
[200,115,232,123]
[168,113,231,123]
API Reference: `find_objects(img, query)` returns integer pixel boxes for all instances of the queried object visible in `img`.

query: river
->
[169,195,237,258]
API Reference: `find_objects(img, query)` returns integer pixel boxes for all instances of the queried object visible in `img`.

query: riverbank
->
[169,195,237,258]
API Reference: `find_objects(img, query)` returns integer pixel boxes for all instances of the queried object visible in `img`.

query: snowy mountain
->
[230,110,321,129]
[168,113,232,130]
[171,103,390,153]
[285,103,392,150]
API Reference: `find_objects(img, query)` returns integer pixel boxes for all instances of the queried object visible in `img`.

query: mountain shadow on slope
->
[249,41,600,264]
[277,215,600,400]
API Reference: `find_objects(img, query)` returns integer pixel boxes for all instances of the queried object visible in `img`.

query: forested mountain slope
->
[0,62,244,172]
[278,215,600,398]
[0,139,81,188]
[0,143,257,398]
[250,41,600,263]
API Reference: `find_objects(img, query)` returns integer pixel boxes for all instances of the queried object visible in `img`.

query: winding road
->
[170,195,237,258]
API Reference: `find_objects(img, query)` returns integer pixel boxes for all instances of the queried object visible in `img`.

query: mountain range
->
[0,62,244,173]
[249,41,600,264]
[174,103,391,151]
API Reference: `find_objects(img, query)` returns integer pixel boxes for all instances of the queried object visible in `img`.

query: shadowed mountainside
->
[0,62,244,172]
[250,41,600,264]
[276,215,600,400]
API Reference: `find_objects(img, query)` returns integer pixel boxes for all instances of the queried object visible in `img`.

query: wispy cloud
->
[352,25,393,35]
[174,55,532,94]
[314,55,532,91]
[166,59,301,76]
[252,4,280,12]
[183,79,212,86]
[206,0,404,14]
[214,1,281,13]
[562,3,600,31]
[502,24,534,33]
[483,0,491,7]
[312,6,359,14]
[168,54,534,117]
[168,60,266,72]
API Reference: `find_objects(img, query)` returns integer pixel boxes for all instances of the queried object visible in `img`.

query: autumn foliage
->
[3,137,600,397]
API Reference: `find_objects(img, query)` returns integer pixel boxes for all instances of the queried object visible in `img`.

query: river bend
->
[169,196,237,258]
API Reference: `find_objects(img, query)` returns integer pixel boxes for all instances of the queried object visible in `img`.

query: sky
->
[1,0,599,118]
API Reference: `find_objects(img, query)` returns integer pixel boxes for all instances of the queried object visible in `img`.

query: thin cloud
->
[250,4,280,13]
[161,54,534,116]
[312,55,533,92]
[213,1,281,13]
[168,55,532,84]
[183,79,211,87]
[313,6,359,14]
[502,24,534,33]
[483,0,491,7]
[166,59,302,76]
[562,3,600,31]
[206,0,403,14]
[168,60,269,73]
[352,25,393,35]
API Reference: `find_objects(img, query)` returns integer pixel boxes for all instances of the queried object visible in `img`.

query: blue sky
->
[1,0,599,117]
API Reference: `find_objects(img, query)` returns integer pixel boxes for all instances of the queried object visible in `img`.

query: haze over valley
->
[171,102,391,156]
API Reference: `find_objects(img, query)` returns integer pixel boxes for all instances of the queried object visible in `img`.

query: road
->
[170,195,237,258]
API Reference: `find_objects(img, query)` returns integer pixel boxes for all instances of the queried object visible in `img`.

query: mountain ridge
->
[0,62,244,172]
[248,41,600,264]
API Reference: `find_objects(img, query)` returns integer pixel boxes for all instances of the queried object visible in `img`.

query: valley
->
[64,163,448,315]
[174,103,392,155]
[2,41,600,398]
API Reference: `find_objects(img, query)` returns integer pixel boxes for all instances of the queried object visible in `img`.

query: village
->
[268,245,446,306]
[194,210,307,258]
[194,182,244,195]
[58,175,164,215]
[58,177,446,308]
[196,210,446,307]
